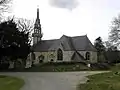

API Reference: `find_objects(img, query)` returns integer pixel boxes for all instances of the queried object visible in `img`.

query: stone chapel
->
[29,8,97,65]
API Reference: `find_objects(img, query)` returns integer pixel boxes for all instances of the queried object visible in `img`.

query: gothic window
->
[86,52,90,60]
[57,48,63,60]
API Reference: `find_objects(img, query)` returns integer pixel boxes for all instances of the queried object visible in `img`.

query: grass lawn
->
[0,75,24,90]
[111,63,120,71]
[3,62,111,72]
[22,62,90,72]
[78,71,120,90]
[2,62,90,72]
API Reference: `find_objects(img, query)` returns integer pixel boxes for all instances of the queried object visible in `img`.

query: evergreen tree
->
[0,19,31,62]
[94,37,106,62]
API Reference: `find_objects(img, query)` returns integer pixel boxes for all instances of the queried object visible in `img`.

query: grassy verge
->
[78,71,120,90]
[0,75,24,90]
[110,63,120,71]
[0,62,111,72]
[29,62,89,72]
[19,62,110,72]
[0,62,90,72]
[18,62,90,72]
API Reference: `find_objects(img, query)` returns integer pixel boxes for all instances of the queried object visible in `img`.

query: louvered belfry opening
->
[57,48,63,60]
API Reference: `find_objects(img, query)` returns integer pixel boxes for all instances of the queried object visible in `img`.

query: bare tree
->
[104,41,111,48]
[109,14,120,47]
[15,18,34,44]
[0,0,12,16]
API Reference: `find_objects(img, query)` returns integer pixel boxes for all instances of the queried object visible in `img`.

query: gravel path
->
[0,71,108,90]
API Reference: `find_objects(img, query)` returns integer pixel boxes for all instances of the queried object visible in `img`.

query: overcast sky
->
[4,0,120,43]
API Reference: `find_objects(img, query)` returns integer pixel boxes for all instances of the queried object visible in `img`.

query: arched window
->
[57,48,63,60]
[86,52,90,60]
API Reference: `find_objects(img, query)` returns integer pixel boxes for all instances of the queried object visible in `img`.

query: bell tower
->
[32,7,42,45]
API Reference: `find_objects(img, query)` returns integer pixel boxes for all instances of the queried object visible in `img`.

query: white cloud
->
[49,0,79,10]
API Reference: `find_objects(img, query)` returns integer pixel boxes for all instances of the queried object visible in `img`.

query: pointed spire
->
[37,5,39,19]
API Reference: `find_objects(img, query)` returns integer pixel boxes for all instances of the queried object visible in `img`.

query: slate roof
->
[32,35,97,52]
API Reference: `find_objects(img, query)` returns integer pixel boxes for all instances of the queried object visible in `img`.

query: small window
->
[86,52,90,60]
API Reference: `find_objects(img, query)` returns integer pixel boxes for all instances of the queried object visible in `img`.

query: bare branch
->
[15,18,34,44]
[0,0,12,19]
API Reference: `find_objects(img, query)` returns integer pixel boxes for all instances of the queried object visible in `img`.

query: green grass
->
[77,63,120,90]
[0,75,24,90]
[2,62,89,72]
[78,71,120,90]
[20,62,111,72]
[1,62,111,72]
[21,62,90,72]
[111,63,120,71]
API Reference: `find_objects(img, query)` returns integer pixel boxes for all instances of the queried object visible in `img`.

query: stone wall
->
[33,51,74,63]
[78,51,97,63]
[34,52,49,64]
[63,51,97,63]
[32,50,97,64]
[90,51,97,63]
[63,51,74,62]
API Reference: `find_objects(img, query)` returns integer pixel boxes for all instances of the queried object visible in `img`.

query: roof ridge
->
[32,34,97,52]
[42,39,59,41]
[62,35,88,51]
[84,35,97,51]
[68,37,76,51]
[62,34,87,38]
[61,35,74,50]
[85,35,88,50]
[71,35,87,38]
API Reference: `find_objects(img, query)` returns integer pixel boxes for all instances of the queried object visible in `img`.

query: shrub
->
[91,63,111,70]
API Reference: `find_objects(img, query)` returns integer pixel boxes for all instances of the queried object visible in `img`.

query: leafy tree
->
[94,37,106,62]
